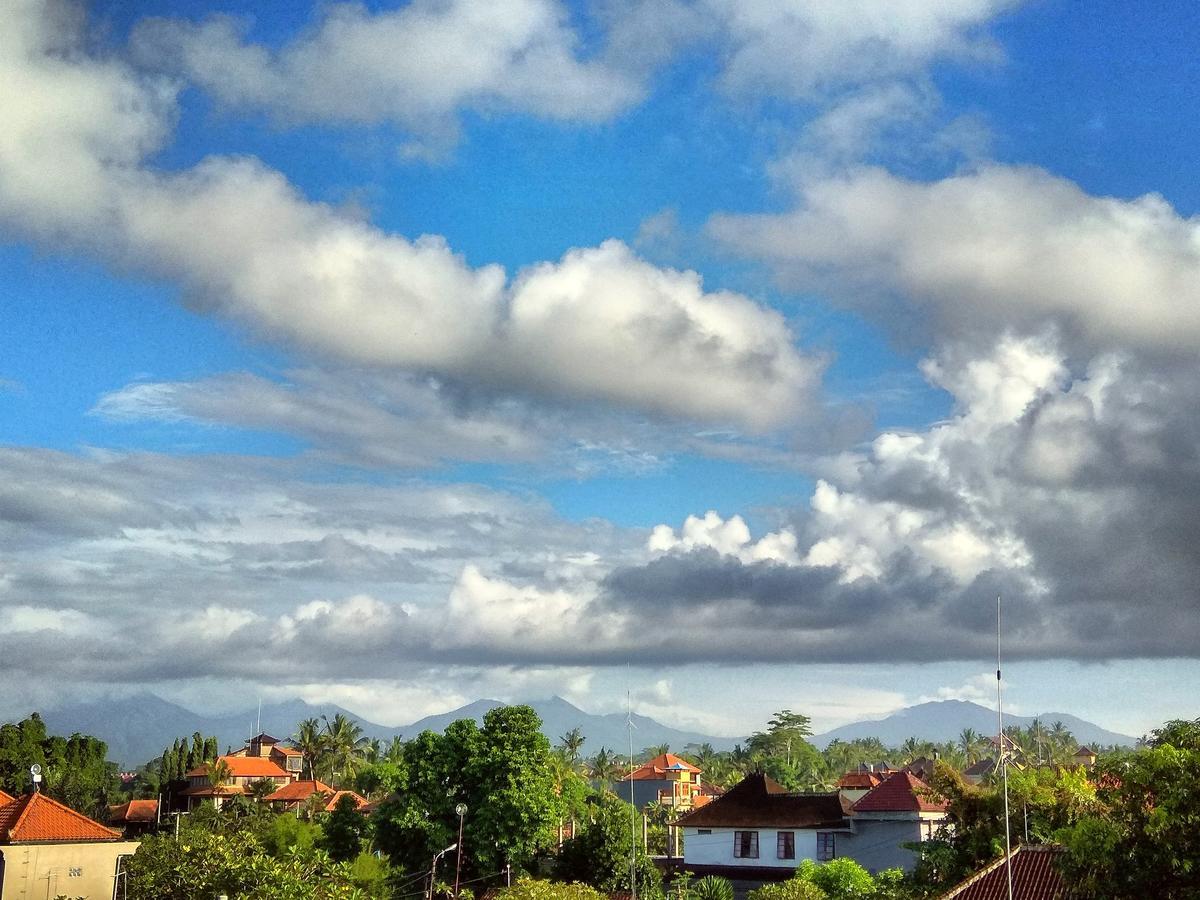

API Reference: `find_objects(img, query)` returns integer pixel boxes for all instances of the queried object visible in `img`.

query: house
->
[835,771,883,803]
[617,753,708,812]
[1072,746,1097,770]
[263,779,369,814]
[903,757,938,781]
[842,771,948,872]
[182,755,291,809]
[0,789,139,900]
[108,798,159,836]
[676,773,853,880]
[228,732,305,780]
[939,845,1065,899]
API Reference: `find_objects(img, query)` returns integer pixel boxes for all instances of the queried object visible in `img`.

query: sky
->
[3,0,1200,742]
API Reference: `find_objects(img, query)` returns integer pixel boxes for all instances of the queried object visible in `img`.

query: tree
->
[322,713,368,786]
[748,710,813,768]
[557,727,586,766]
[321,793,368,862]
[1055,721,1200,899]
[554,791,662,898]
[295,717,326,782]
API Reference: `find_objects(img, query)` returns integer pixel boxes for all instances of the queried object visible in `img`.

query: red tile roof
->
[677,772,852,829]
[620,753,702,781]
[323,790,369,812]
[265,779,333,803]
[837,771,883,789]
[108,799,158,824]
[0,791,122,843]
[0,790,13,805]
[186,755,289,779]
[274,745,304,756]
[941,845,1065,899]
[852,771,947,813]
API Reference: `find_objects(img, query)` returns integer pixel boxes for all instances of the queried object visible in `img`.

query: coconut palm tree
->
[294,718,326,781]
[322,713,368,786]
[557,727,586,767]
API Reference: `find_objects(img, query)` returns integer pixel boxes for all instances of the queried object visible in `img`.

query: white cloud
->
[0,2,818,431]
[711,165,1200,354]
[649,510,801,565]
[131,0,641,145]
[918,673,1001,709]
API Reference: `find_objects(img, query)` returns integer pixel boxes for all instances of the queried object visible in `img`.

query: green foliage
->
[795,858,876,898]
[1055,730,1200,899]
[498,878,607,900]
[261,812,323,857]
[124,817,376,899]
[0,714,119,818]
[554,790,662,898]
[347,851,390,893]
[690,874,735,900]
[747,879,826,900]
[322,793,369,862]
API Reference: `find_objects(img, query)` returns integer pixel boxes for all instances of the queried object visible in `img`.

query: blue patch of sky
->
[938,0,1200,212]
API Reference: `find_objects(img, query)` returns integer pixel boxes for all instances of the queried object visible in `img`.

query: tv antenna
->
[627,690,638,900]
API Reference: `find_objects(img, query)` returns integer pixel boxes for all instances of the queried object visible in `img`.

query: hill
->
[811,700,1137,748]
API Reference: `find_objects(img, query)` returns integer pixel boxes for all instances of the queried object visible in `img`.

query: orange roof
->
[108,799,159,824]
[274,745,303,756]
[323,790,369,812]
[0,791,122,843]
[853,771,947,813]
[265,779,333,803]
[620,753,702,781]
[186,755,289,779]
[0,790,13,805]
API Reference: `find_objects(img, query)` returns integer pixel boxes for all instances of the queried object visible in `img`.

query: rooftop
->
[264,779,333,803]
[620,753,702,781]
[186,755,289,779]
[678,772,851,829]
[0,791,123,843]
[940,845,1066,899]
[853,771,947,814]
[108,799,158,824]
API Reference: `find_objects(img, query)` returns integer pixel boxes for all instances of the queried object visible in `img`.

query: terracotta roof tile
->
[677,773,851,829]
[323,790,369,812]
[852,771,947,813]
[837,771,883,789]
[0,790,13,806]
[186,755,289,779]
[941,845,1065,899]
[620,753,702,781]
[108,799,158,824]
[265,779,333,803]
[0,791,122,843]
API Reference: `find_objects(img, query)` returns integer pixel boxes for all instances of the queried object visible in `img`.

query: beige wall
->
[0,841,139,900]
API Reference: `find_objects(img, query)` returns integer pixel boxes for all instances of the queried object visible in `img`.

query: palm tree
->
[294,718,326,781]
[640,743,670,762]
[557,727,586,766]
[322,713,368,786]
[205,758,232,806]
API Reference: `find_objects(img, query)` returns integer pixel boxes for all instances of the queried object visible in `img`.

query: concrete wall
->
[0,840,139,900]
[840,820,925,872]
[683,827,820,869]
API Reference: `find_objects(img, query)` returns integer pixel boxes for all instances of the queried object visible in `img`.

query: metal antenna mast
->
[997,595,1014,900]
[627,690,638,900]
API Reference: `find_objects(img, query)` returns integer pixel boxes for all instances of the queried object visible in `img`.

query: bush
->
[498,878,608,900]
[691,876,734,900]
[796,859,876,899]
[748,880,827,900]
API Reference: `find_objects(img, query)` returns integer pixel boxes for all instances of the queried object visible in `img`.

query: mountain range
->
[38,694,1136,768]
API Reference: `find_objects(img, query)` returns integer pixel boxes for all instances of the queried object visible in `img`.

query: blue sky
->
[3,0,1200,740]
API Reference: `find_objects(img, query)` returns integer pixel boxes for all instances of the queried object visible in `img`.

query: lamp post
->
[429,843,457,900]
[454,803,468,897]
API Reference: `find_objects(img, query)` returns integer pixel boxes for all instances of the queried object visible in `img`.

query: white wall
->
[682,827,820,868]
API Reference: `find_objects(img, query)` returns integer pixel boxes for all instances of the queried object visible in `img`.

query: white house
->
[676,773,854,879]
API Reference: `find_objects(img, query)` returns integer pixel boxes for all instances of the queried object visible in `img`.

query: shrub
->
[498,878,608,900]
[691,876,734,900]
[747,880,827,900]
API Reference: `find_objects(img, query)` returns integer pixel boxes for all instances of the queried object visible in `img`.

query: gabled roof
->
[677,772,851,829]
[941,845,1065,899]
[108,799,158,824]
[0,791,122,843]
[620,753,702,781]
[964,758,997,777]
[837,771,883,789]
[264,779,333,803]
[1073,745,1097,756]
[186,755,289,779]
[852,771,947,813]
[249,732,281,744]
[0,790,13,805]
[323,790,369,812]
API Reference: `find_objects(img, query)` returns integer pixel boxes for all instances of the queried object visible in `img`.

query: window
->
[733,831,759,858]
[698,829,712,835]
[777,831,795,859]
[816,832,835,862]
